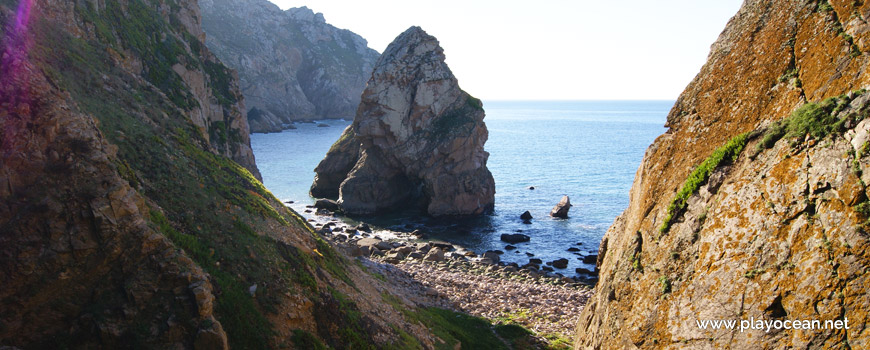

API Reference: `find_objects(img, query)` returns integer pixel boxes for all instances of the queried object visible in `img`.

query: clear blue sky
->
[267,0,744,100]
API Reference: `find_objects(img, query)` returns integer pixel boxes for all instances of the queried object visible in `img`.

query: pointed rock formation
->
[312,26,495,216]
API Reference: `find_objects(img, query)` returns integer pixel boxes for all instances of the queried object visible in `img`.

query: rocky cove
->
[4,0,870,349]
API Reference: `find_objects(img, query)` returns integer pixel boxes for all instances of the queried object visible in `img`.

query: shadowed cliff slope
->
[576,0,870,349]
[0,1,493,348]
[200,0,379,133]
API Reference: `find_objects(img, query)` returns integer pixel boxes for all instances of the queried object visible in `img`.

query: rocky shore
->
[301,207,596,342]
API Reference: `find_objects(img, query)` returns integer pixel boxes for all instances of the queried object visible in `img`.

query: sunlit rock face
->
[575,1,870,349]
[313,27,495,217]
[200,0,379,133]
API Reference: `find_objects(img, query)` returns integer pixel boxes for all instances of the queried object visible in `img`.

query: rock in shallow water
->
[501,233,530,243]
[550,195,572,218]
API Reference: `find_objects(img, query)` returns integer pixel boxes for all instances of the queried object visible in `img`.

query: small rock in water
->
[501,233,530,243]
[316,123,330,127]
[504,245,517,250]
[550,195,572,218]
[356,223,371,232]
[528,186,535,190]
[520,211,533,221]
[583,255,598,264]
[284,200,294,204]
[529,258,543,265]
[552,258,569,269]
[567,247,581,252]
[526,252,535,257]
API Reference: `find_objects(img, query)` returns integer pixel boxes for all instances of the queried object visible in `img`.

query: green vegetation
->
[744,269,764,279]
[757,92,867,153]
[291,329,329,350]
[659,133,749,235]
[657,276,672,294]
[28,10,357,348]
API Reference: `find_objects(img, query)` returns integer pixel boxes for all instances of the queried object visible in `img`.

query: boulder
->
[520,211,533,221]
[583,254,598,264]
[424,248,445,262]
[356,237,382,248]
[500,233,530,244]
[416,243,432,253]
[314,198,340,211]
[315,27,495,216]
[482,251,501,264]
[407,252,424,260]
[550,195,572,218]
[356,223,371,232]
[552,258,569,269]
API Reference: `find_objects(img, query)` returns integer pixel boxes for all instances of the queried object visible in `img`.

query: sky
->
[267,0,744,101]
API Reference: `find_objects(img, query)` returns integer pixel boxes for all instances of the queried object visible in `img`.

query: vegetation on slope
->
[659,133,749,234]
[29,3,358,348]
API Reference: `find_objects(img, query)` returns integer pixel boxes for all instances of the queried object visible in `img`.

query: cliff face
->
[576,1,870,349]
[0,1,447,348]
[312,27,496,217]
[200,0,379,133]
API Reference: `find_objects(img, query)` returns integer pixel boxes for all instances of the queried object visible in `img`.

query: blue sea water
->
[251,100,671,275]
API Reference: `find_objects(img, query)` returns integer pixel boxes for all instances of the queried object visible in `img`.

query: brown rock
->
[550,195,571,218]
[315,27,495,217]
[576,1,870,349]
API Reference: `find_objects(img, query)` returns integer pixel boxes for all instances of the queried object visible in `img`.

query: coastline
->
[295,204,596,343]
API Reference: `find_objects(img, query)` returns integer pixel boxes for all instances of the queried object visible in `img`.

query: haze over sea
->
[252,100,671,275]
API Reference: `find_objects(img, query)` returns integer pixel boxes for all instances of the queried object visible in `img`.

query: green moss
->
[291,329,329,350]
[659,133,749,234]
[29,15,332,348]
[409,308,509,350]
[204,60,238,108]
[657,276,672,294]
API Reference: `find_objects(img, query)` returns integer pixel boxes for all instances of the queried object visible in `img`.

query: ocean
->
[251,100,671,276]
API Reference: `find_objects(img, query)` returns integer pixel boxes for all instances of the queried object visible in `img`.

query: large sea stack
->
[575,1,870,349]
[311,26,495,216]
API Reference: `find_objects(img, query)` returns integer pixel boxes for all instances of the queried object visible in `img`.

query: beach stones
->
[500,233,530,244]
[482,251,501,264]
[424,248,445,262]
[550,195,572,218]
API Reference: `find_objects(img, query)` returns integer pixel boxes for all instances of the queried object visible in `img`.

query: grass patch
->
[291,329,329,350]
[28,13,336,349]
[659,133,749,234]
[657,276,672,294]
[756,92,866,153]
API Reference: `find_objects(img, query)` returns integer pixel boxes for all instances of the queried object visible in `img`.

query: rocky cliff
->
[200,0,379,133]
[0,1,474,348]
[575,1,870,349]
[311,26,496,217]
